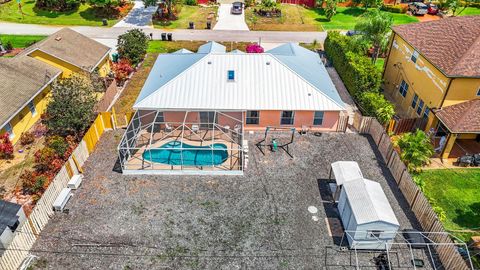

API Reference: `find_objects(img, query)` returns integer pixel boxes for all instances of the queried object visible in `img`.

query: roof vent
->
[266,61,271,65]
[55,36,62,41]
[207,61,212,65]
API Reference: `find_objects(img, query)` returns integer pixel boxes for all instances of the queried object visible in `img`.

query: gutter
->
[440,78,454,108]
[89,48,112,73]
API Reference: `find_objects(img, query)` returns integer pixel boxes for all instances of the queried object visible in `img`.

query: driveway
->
[213,4,249,31]
[113,0,158,28]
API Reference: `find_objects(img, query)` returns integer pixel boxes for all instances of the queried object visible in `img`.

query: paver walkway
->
[213,4,249,31]
[326,66,359,127]
[113,0,158,28]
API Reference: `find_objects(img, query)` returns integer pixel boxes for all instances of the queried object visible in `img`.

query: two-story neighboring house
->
[382,16,480,160]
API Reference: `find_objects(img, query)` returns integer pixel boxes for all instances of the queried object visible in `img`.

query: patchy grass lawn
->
[417,169,480,241]
[246,5,418,31]
[0,34,46,48]
[459,7,480,15]
[0,0,127,26]
[153,5,217,29]
[147,40,251,53]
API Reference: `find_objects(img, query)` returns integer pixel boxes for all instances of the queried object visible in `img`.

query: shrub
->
[113,59,134,83]
[359,92,395,125]
[21,171,48,194]
[34,147,57,172]
[381,4,407,13]
[34,123,48,138]
[184,0,197,5]
[246,44,264,53]
[0,133,14,159]
[35,0,80,11]
[117,29,149,65]
[46,135,68,157]
[20,132,35,146]
[5,41,13,51]
[324,31,382,98]
[394,130,434,172]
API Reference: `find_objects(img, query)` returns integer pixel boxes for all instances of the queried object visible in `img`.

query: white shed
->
[338,178,400,250]
[329,161,363,201]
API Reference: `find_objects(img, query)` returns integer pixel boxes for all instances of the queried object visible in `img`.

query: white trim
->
[122,169,243,176]
[0,71,61,130]
[89,49,112,73]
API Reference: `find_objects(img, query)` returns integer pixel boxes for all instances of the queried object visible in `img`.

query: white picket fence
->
[0,141,89,270]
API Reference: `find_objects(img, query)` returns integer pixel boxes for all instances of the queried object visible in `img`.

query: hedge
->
[324,31,394,122]
[324,31,382,98]
[381,4,407,13]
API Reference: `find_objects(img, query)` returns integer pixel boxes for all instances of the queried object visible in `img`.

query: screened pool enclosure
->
[118,110,244,175]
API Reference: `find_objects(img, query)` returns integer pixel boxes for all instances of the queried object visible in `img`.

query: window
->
[313,111,324,125]
[246,111,259,125]
[27,101,37,116]
[155,111,164,123]
[416,99,424,115]
[227,70,235,81]
[411,51,419,63]
[423,106,430,119]
[399,80,409,97]
[280,111,294,125]
[477,87,480,96]
[368,230,383,239]
[4,122,14,139]
[411,94,418,109]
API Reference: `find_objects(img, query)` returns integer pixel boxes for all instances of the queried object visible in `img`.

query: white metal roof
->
[331,161,363,186]
[134,52,345,111]
[342,178,400,226]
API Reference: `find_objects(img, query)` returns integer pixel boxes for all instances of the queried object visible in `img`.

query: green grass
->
[459,7,480,16]
[245,5,418,31]
[417,169,480,241]
[0,34,46,48]
[375,58,385,72]
[0,0,123,26]
[147,40,251,54]
[153,5,217,29]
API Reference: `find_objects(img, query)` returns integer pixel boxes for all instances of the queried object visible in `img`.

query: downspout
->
[439,78,455,108]
[382,32,396,79]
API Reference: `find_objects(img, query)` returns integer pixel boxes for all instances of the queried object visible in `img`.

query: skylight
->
[227,70,235,81]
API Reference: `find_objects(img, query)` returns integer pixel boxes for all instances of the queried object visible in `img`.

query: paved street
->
[0,22,327,43]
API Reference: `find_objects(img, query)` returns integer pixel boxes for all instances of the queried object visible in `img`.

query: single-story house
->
[0,56,62,144]
[118,42,346,174]
[338,178,400,250]
[0,200,26,254]
[20,28,112,78]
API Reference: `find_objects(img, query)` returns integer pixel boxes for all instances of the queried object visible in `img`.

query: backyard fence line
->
[353,113,471,270]
[0,112,116,270]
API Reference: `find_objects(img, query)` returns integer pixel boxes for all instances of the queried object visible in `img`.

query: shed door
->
[342,201,353,232]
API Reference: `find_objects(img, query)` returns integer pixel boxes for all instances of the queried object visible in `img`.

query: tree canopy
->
[117,29,149,65]
[354,9,393,63]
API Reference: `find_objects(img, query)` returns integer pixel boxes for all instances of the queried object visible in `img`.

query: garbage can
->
[112,53,119,63]
[206,21,211,29]
[167,33,173,41]
[189,22,194,29]
[161,33,167,41]
[102,19,108,26]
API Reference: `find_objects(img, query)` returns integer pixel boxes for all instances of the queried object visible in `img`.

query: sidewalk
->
[213,4,249,31]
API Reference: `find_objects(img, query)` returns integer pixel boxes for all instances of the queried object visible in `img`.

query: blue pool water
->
[143,141,229,166]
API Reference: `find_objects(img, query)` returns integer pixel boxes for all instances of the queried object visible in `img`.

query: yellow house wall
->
[442,78,480,107]
[383,34,450,118]
[0,86,51,145]
[96,57,111,77]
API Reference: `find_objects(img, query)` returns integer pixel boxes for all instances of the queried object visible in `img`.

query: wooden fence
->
[388,116,428,135]
[0,112,115,270]
[353,114,472,270]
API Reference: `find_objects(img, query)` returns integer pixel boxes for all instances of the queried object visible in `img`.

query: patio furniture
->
[165,123,173,132]
[192,124,199,133]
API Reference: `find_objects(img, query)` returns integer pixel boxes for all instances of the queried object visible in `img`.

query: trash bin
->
[167,33,173,41]
[206,21,211,29]
[102,19,108,26]
[189,22,195,29]
[161,33,167,41]
[112,53,119,63]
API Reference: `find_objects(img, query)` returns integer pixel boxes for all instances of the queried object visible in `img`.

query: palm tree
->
[354,10,393,63]
[396,130,434,172]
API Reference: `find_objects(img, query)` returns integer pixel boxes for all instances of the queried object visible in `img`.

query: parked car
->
[409,2,428,15]
[346,30,362,36]
[231,2,243,15]
[426,3,439,15]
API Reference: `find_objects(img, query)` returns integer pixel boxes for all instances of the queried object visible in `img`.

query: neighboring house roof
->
[0,56,61,129]
[22,28,111,73]
[197,41,226,54]
[392,16,480,78]
[134,42,345,111]
[343,178,400,226]
[174,48,193,54]
[433,99,480,134]
[0,200,22,235]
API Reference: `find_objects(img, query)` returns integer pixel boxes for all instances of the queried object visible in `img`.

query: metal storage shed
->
[338,178,400,250]
[329,161,363,201]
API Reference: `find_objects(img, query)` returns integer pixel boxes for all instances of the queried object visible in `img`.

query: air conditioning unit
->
[67,174,83,190]
[53,188,72,212]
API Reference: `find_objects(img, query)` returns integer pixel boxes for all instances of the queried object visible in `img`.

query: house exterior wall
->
[244,110,339,132]
[383,33,450,119]
[442,78,480,107]
[0,86,51,145]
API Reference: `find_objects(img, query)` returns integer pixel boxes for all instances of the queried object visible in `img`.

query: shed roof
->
[22,28,111,72]
[343,178,399,226]
[0,200,22,234]
[133,42,345,111]
[0,56,62,129]
[433,99,480,134]
[330,161,363,186]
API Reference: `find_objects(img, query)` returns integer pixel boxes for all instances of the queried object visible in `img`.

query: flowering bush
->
[34,147,57,172]
[0,133,14,159]
[246,44,264,53]
[20,132,35,146]
[113,59,134,84]
[21,171,49,194]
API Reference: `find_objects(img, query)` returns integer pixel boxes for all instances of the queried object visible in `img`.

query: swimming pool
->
[143,141,229,166]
